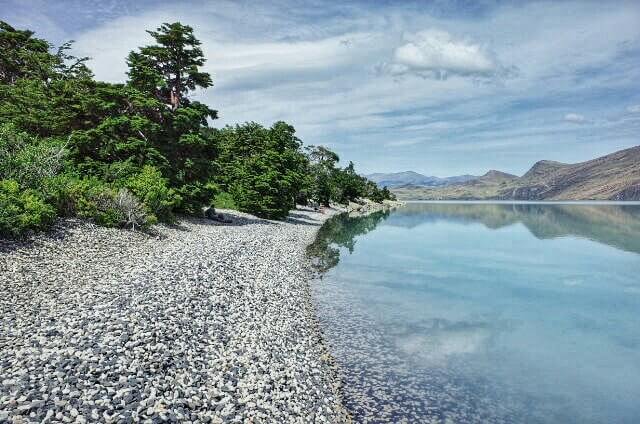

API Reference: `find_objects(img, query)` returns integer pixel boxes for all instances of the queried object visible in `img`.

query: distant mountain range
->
[366,171,477,188]
[386,145,640,201]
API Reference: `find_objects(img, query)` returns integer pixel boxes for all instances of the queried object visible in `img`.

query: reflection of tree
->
[307,210,390,272]
[389,203,640,254]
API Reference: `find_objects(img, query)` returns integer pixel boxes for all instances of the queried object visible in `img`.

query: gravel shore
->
[0,208,349,423]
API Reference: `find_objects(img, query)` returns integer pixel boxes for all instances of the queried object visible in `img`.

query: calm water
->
[309,202,640,424]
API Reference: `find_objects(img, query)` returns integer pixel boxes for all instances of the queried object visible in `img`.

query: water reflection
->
[307,209,390,271]
[310,202,640,424]
[389,202,640,254]
[309,203,640,271]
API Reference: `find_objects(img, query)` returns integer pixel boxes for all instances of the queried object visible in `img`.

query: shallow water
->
[310,203,640,423]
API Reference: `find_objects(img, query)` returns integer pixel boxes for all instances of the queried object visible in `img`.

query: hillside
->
[471,170,518,185]
[504,146,640,200]
[393,169,518,200]
[393,146,640,201]
[367,171,476,188]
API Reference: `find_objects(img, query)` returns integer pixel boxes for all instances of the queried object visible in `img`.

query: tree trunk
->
[170,87,179,110]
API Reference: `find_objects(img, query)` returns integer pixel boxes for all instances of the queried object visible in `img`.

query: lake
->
[309,202,640,423]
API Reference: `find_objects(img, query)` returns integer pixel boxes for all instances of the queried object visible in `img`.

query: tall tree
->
[127,22,218,211]
[127,22,213,111]
[0,21,53,84]
[306,145,340,206]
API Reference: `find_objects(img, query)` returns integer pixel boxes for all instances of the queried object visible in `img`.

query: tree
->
[0,19,394,237]
[306,145,340,206]
[334,161,367,203]
[0,21,55,84]
[127,22,218,211]
[213,122,310,219]
[0,21,92,137]
[127,22,214,111]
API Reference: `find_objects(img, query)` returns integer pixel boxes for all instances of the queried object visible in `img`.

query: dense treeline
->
[0,21,394,237]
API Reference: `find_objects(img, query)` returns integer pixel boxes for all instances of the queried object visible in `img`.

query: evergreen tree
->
[0,19,393,236]
[306,145,340,206]
[213,122,310,219]
[127,22,218,211]
[127,22,213,111]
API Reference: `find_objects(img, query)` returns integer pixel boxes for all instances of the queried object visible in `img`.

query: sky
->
[2,0,639,176]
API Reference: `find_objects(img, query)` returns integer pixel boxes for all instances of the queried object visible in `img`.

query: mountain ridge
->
[366,171,477,188]
[391,145,640,201]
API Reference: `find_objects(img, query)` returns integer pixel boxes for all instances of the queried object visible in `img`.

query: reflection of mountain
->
[386,203,640,254]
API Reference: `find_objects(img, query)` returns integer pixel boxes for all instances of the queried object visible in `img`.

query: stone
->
[0,208,349,423]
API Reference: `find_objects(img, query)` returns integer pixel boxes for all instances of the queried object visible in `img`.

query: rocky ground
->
[0,208,349,423]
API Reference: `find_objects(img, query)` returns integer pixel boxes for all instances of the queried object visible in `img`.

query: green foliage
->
[0,179,55,237]
[306,145,340,206]
[125,166,181,222]
[0,21,89,85]
[126,22,218,212]
[0,19,390,237]
[212,192,237,210]
[214,122,309,219]
[305,145,396,206]
[41,174,150,228]
[0,21,52,84]
[42,174,110,219]
[0,123,67,187]
[66,82,169,177]
[127,22,214,111]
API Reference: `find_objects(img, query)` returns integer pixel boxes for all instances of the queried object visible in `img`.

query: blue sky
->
[2,0,639,176]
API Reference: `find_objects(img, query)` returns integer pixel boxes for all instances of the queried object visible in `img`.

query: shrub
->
[0,179,56,237]
[125,165,181,222]
[174,181,217,214]
[42,174,105,218]
[0,123,67,188]
[41,175,150,228]
[107,188,147,229]
[212,191,237,210]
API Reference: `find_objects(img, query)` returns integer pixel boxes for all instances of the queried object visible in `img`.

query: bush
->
[0,123,67,188]
[41,174,151,228]
[42,174,104,218]
[125,166,181,222]
[212,192,237,210]
[107,188,148,229]
[0,179,56,237]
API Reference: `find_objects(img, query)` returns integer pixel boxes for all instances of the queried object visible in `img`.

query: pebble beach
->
[0,208,349,423]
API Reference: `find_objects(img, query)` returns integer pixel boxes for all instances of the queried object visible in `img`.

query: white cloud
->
[26,0,640,175]
[564,113,586,124]
[396,323,491,366]
[384,139,424,148]
[627,105,640,113]
[384,29,498,79]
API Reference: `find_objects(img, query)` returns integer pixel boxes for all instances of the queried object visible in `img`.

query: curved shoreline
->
[0,208,350,423]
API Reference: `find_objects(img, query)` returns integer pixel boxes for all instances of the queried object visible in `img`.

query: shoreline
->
[0,208,350,423]
[400,199,640,205]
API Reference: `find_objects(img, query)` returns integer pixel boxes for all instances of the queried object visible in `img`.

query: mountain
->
[520,160,569,180]
[472,170,518,184]
[366,171,477,188]
[393,169,519,200]
[393,145,640,201]
[505,146,640,200]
